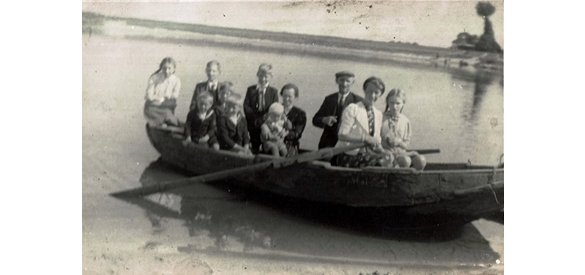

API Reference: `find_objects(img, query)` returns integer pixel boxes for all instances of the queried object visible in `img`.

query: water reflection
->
[116,159,502,265]
[449,68,499,123]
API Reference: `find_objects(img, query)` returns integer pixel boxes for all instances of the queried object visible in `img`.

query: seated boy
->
[183,93,220,150]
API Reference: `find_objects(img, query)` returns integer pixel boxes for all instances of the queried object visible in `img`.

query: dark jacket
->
[189,81,219,111]
[243,85,279,127]
[312,92,363,149]
[284,106,307,147]
[185,109,217,145]
[217,115,250,150]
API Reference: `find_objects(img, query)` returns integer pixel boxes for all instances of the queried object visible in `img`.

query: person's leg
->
[249,124,261,153]
[285,144,298,157]
[411,154,427,171]
[211,143,220,150]
[378,153,394,167]
[278,141,288,157]
[269,143,279,156]
[396,155,412,168]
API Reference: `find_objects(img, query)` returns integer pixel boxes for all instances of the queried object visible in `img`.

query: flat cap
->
[335,71,355,78]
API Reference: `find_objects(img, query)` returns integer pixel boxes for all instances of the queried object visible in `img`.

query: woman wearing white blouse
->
[335,77,393,168]
[144,57,181,127]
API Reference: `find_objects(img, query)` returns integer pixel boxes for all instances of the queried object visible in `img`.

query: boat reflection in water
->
[124,158,501,244]
[113,158,503,267]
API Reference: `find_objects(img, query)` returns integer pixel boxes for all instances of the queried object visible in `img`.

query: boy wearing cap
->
[244,63,280,153]
[312,71,363,149]
[260,102,290,157]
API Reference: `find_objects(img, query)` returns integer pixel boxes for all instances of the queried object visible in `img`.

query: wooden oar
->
[409,149,441,154]
[111,143,365,198]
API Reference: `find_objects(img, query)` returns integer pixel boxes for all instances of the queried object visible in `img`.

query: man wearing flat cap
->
[312,71,363,149]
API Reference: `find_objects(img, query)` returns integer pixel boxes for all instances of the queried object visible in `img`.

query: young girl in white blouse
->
[144,57,181,127]
[381,89,427,170]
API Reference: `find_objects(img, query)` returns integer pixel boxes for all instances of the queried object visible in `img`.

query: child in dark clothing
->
[213,81,234,123]
[243,64,279,154]
[183,93,220,150]
[217,94,252,154]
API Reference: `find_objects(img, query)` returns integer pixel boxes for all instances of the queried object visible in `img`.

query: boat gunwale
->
[148,124,504,175]
[306,160,503,175]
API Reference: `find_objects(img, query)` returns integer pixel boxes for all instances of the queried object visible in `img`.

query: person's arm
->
[242,120,251,152]
[269,87,279,105]
[170,77,181,99]
[397,120,411,149]
[145,75,157,101]
[312,97,332,128]
[287,110,307,141]
[217,117,236,149]
[243,87,254,118]
[205,112,217,139]
[260,123,273,142]
[380,118,391,149]
[189,85,199,111]
[337,105,379,146]
[183,115,193,145]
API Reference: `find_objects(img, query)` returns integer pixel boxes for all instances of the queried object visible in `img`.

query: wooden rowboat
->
[146,124,504,228]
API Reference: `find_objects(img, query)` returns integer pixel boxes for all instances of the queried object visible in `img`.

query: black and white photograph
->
[82,1,505,274]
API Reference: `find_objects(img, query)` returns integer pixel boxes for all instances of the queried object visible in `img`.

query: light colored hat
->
[268,102,284,115]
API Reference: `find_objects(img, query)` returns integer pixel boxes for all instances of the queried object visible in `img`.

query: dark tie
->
[336,94,344,117]
[258,89,264,111]
[366,105,374,136]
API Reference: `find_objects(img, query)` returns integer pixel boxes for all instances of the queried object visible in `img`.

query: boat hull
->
[147,125,504,225]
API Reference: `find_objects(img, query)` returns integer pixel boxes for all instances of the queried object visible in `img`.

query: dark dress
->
[284,106,307,157]
[243,85,279,153]
[217,115,250,150]
[312,92,363,149]
[184,109,218,146]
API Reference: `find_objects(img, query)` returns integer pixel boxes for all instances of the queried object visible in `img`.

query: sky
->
[82,0,504,49]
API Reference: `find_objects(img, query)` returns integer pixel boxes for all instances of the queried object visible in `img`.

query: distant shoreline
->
[82,12,503,74]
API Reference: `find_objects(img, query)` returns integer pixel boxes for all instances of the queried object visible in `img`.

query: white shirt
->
[256,83,270,94]
[208,81,218,91]
[145,73,181,103]
[336,102,383,155]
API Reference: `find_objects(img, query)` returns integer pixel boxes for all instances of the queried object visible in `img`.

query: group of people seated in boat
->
[144,57,426,170]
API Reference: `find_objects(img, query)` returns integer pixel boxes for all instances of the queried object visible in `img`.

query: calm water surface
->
[82,34,503,274]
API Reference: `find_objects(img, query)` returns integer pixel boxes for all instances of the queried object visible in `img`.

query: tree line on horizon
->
[452,2,502,53]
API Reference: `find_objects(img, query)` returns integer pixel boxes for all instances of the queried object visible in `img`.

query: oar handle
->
[408,149,441,154]
[274,143,365,167]
[112,143,366,198]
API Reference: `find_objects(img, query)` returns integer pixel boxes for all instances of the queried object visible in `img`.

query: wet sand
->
[82,30,503,274]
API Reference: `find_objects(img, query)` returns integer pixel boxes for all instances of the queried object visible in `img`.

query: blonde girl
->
[381,89,426,170]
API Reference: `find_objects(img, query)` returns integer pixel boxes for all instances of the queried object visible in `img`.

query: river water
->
[82,32,503,274]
